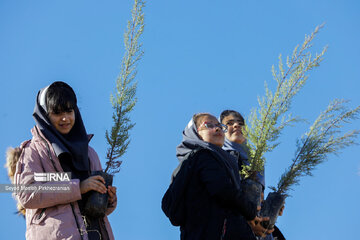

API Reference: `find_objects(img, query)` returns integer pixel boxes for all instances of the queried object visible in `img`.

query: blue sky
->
[1,0,359,239]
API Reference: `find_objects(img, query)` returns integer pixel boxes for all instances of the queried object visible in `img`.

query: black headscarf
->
[33,84,90,174]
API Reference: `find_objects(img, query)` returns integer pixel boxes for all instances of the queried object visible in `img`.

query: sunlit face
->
[197,115,225,147]
[48,109,75,135]
[222,113,245,144]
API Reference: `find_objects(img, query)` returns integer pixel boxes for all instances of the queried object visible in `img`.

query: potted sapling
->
[261,99,360,229]
[241,25,327,209]
[84,0,145,218]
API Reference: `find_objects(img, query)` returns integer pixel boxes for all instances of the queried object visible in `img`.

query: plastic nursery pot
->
[241,178,262,210]
[260,192,286,230]
[83,171,113,218]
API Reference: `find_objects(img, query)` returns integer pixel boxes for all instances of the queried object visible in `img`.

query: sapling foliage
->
[242,25,327,178]
[272,99,360,195]
[104,0,145,174]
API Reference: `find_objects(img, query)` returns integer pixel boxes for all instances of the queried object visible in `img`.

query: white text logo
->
[34,172,71,182]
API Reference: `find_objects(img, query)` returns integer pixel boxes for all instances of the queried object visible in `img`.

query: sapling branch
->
[274,100,360,195]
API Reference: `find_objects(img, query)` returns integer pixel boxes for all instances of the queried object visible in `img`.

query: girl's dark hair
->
[220,110,245,124]
[46,81,77,114]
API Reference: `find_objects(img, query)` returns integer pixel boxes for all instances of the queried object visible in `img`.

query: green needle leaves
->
[243,25,327,178]
[105,0,145,174]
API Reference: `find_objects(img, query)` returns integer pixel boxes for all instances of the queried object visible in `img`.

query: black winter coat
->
[222,150,257,240]
[180,149,256,240]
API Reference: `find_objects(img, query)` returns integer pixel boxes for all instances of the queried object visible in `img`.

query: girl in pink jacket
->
[14,81,117,240]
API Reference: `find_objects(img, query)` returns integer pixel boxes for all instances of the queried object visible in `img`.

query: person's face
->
[222,113,245,144]
[197,116,225,147]
[48,109,75,135]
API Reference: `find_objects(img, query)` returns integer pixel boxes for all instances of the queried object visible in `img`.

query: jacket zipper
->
[221,218,227,240]
[71,203,84,240]
[37,127,84,240]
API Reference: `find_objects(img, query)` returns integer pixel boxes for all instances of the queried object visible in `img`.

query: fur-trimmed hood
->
[6,146,22,183]
[5,140,30,182]
[5,140,30,216]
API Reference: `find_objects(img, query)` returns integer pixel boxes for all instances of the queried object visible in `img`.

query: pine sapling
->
[242,24,327,179]
[260,100,360,229]
[104,0,145,174]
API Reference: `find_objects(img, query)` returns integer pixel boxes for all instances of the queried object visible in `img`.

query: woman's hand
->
[80,175,107,194]
[107,186,117,207]
[248,216,274,237]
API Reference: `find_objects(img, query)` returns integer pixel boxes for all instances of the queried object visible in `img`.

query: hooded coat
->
[176,119,257,240]
[14,126,116,240]
[13,83,116,240]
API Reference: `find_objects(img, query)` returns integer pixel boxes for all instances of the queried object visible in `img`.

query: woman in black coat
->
[176,113,258,240]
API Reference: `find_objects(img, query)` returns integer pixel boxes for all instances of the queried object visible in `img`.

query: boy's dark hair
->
[46,81,77,114]
[220,110,245,124]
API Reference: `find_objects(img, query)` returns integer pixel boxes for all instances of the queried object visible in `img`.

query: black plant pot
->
[260,192,286,229]
[241,178,262,210]
[83,171,113,218]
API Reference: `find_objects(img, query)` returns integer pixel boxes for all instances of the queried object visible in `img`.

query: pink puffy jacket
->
[14,126,116,240]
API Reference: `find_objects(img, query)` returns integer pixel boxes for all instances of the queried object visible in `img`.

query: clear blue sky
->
[1,0,359,239]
